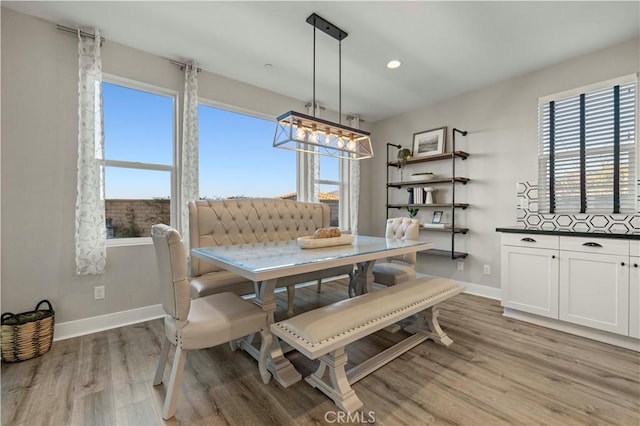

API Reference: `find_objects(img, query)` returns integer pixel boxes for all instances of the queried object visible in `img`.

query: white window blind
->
[538,76,637,214]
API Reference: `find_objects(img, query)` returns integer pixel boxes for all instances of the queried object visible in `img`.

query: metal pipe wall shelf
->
[387,177,470,187]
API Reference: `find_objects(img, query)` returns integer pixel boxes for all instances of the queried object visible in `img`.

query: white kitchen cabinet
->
[627,241,639,339]
[501,244,559,319]
[559,249,629,335]
[499,230,640,347]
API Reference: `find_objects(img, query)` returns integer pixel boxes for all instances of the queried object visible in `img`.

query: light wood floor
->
[2,279,639,425]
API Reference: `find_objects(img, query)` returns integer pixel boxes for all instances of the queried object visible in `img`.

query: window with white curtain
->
[538,75,637,214]
[102,77,177,242]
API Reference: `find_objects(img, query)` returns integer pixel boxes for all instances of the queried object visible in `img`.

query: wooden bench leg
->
[305,347,363,413]
[406,306,454,347]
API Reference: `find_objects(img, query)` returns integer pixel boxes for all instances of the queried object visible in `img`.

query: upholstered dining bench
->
[270,277,464,412]
[188,198,353,315]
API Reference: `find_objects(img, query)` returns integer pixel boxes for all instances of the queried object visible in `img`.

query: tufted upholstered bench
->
[188,198,353,315]
[271,277,464,412]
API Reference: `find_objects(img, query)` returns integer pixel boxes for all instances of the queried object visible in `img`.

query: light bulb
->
[336,131,344,148]
[347,135,355,151]
[296,127,306,140]
[310,125,318,143]
[325,129,332,144]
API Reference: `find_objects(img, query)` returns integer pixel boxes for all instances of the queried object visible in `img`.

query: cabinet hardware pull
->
[551,255,556,259]
[621,262,626,266]
[582,242,602,248]
[521,237,536,242]
[634,264,638,268]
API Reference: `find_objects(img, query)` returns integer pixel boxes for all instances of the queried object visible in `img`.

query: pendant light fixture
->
[273,13,373,160]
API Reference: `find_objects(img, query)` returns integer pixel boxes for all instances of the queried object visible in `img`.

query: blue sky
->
[103,82,338,199]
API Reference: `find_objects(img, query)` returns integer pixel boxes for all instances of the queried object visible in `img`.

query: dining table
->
[191,235,434,387]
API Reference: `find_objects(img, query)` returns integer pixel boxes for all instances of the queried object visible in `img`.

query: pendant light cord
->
[339,40,342,124]
[312,24,316,117]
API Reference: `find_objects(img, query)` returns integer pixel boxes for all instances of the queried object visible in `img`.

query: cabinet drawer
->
[502,233,559,249]
[559,236,629,256]
[630,241,640,257]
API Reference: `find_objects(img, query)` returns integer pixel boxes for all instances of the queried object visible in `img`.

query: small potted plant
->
[397,147,411,181]
[407,207,419,218]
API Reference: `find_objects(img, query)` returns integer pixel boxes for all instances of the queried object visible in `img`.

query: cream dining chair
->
[372,217,420,286]
[151,224,271,420]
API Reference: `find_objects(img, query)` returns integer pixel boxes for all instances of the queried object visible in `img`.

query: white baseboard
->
[416,273,501,300]
[52,275,494,342]
[503,308,640,352]
[54,304,164,342]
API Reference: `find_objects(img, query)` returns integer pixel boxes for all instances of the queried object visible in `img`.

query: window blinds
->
[538,77,637,214]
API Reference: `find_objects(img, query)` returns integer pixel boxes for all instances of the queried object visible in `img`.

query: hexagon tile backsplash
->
[516,182,640,232]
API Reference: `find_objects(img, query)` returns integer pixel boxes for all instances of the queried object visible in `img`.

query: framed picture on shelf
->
[432,211,443,224]
[412,127,446,158]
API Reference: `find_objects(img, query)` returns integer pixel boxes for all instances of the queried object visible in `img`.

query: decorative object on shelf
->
[397,147,411,180]
[432,211,443,224]
[1,300,55,362]
[407,207,419,218]
[397,148,412,168]
[410,172,434,181]
[273,13,373,160]
[424,187,435,204]
[423,223,449,229]
[413,127,446,158]
[407,187,415,204]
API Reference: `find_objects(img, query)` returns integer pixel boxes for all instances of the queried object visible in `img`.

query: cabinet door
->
[630,257,640,339]
[559,251,629,335]
[501,246,559,318]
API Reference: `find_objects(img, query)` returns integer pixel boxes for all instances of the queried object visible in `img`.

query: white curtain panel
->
[306,103,320,203]
[349,115,361,234]
[180,63,199,249]
[75,29,106,275]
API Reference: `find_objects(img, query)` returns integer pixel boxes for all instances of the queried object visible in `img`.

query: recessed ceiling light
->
[264,63,274,69]
[386,60,401,69]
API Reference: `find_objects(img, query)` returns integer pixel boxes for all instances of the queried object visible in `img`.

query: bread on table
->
[313,227,341,239]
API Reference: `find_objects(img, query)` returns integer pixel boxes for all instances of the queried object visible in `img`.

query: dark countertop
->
[496,226,640,240]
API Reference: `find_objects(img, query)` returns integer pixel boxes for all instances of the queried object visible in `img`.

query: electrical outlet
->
[457,262,464,271]
[94,286,105,300]
[483,264,491,275]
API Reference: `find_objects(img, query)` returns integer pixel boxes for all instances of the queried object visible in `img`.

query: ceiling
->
[4,1,639,122]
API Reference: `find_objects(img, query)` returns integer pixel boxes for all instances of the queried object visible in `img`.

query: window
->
[538,75,637,214]
[317,156,343,227]
[198,102,296,199]
[198,102,351,229]
[102,77,176,242]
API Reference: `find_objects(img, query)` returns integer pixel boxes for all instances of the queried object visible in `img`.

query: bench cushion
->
[271,277,463,358]
[190,271,255,298]
[372,262,416,286]
[191,266,353,299]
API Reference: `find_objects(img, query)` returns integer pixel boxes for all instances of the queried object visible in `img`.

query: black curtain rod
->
[56,24,105,45]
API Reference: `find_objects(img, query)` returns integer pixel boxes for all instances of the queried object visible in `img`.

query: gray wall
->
[361,37,640,289]
[0,8,308,323]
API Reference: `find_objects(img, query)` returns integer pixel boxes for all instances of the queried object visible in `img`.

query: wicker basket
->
[1,300,55,362]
